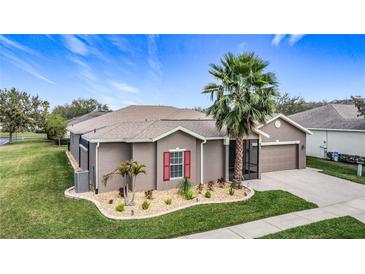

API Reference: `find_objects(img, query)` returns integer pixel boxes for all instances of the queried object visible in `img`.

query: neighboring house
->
[289,104,365,158]
[66,111,110,137]
[68,105,312,194]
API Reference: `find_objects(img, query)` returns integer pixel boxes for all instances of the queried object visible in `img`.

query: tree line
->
[0,88,110,144]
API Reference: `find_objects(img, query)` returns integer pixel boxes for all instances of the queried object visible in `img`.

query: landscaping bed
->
[66,183,254,220]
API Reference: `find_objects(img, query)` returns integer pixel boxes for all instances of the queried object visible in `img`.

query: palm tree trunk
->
[130,177,136,205]
[233,135,244,187]
[124,184,129,205]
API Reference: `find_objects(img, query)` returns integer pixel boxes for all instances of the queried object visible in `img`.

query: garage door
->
[261,144,298,172]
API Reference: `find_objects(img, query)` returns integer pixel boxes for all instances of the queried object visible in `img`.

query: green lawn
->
[261,216,365,239]
[0,140,317,239]
[0,131,46,138]
[307,156,365,185]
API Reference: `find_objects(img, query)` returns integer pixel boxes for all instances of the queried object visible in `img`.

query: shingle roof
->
[70,105,225,141]
[67,111,110,127]
[289,104,365,130]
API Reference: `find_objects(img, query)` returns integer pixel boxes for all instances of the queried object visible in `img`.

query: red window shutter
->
[163,152,170,181]
[184,150,191,178]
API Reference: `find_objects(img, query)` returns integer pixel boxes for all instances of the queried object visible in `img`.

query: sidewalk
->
[179,196,365,239]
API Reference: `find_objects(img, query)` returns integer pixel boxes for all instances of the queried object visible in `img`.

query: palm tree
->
[102,160,146,206]
[202,52,278,187]
[129,161,147,204]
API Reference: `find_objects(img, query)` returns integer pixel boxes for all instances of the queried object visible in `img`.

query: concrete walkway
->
[180,196,365,239]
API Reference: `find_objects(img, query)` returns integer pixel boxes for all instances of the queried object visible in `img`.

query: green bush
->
[184,190,194,200]
[229,187,235,196]
[142,200,150,210]
[204,191,212,198]
[115,203,125,212]
[179,177,192,193]
[164,198,172,205]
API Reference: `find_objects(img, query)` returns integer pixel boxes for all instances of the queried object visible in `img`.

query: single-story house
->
[68,105,312,194]
[289,104,365,158]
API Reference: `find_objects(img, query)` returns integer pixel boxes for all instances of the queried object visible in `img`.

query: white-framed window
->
[170,151,184,179]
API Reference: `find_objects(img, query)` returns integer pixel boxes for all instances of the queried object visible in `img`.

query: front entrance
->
[229,139,259,180]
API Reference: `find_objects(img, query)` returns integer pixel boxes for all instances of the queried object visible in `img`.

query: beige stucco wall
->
[98,142,131,193]
[260,117,307,169]
[203,140,225,183]
[131,142,156,191]
[156,131,198,190]
[80,146,88,170]
[70,133,80,165]
[307,130,365,157]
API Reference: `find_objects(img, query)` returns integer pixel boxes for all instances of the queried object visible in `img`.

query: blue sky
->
[0,34,364,110]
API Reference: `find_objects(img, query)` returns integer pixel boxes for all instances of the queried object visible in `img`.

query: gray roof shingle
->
[289,104,365,130]
[70,105,225,141]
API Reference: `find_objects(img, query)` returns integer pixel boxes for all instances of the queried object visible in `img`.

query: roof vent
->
[94,129,96,133]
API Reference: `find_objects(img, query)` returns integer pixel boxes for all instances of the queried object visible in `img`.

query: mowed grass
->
[0,140,317,239]
[261,216,365,239]
[307,156,365,185]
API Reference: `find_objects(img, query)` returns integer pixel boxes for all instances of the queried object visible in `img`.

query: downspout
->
[200,139,207,185]
[95,142,100,194]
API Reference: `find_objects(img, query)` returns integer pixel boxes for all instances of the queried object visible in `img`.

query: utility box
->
[74,170,89,193]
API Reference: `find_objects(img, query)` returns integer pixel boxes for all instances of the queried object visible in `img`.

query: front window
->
[170,151,184,179]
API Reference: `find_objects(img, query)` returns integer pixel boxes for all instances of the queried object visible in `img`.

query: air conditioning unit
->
[74,170,89,193]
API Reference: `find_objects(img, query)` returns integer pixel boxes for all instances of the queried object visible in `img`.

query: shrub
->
[207,180,215,191]
[142,200,150,210]
[115,203,125,212]
[145,189,153,200]
[164,198,172,205]
[184,190,194,200]
[229,187,235,196]
[217,177,226,188]
[204,191,212,198]
[179,177,192,193]
[196,184,204,194]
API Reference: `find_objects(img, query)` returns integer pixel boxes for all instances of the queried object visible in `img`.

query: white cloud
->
[272,34,305,46]
[147,35,162,75]
[0,50,54,84]
[109,81,139,94]
[109,35,131,52]
[288,34,305,45]
[62,35,89,56]
[68,56,90,69]
[0,35,39,55]
[272,34,286,46]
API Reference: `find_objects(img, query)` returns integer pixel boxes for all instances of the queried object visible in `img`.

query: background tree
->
[203,52,277,186]
[45,114,67,146]
[53,98,110,119]
[351,96,365,118]
[0,88,49,142]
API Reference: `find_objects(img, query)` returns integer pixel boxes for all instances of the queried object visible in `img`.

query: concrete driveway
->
[246,168,365,207]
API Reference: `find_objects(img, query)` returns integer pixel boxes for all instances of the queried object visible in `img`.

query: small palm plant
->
[103,160,146,206]
[129,161,147,205]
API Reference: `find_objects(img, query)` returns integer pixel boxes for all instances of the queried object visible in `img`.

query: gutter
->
[200,139,207,185]
[95,142,100,194]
